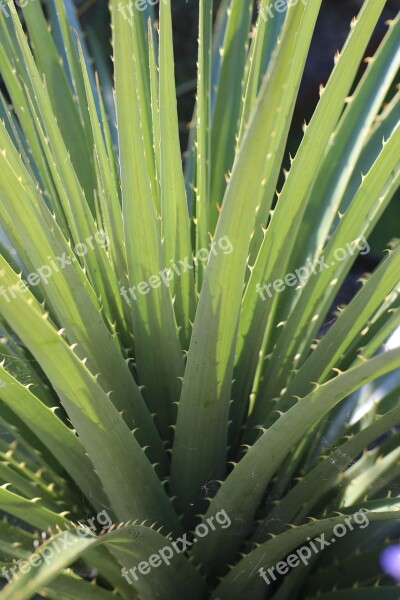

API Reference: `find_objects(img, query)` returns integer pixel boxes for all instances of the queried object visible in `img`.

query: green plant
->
[0,0,399,598]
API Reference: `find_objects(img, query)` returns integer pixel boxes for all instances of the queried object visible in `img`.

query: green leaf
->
[256,125,400,405]
[148,19,161,211]
[195,0,213,290]
[111,0,185,441]
[4,3,123,319]
[233,0,387,435]
[159,0,196,345]
[277,243,400,409]
[193,350,400,571]
[214,505,400,599]
[43,573,122,600]
[0,258,180,529]
[20,0,97,209]
[209,0,253,228]
[0,26,63,230]
[287,14,400,275]
[76,39,129,332]
[341,88,400,210]
[171,0,322,518]
[238,0,287,142]
[0,141,166,466]
[0,363,106,508]
[255,388,400,541]
[0,524,206,600]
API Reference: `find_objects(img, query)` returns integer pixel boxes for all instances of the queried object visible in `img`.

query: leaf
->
[255,125,400,405]
[341,88,400,210]
[209,0,253,228]
[233,0,387,436]
[158,0,196,346]
[255,388,400,541]
[76,39,129,331]
[0,258,180,530]
[0,363,106,508]
[111,0,185,440]
[4,2,123,321]
[20,0,97,208]
[214,504,400,599]
[192,350,400,571]
[0,143,166,465]
[44,572,121,600]
[0,524,206,600]
[171,0,322,518]
[277,243,400,409]
[148,19,161,210]
[195,0,213,290]
[238,0,287,141]
[287,14,400,275]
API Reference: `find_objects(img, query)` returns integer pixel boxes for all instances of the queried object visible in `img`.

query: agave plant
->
[0,0,399,598]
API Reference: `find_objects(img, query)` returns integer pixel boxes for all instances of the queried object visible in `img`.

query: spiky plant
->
[0,0,399,598]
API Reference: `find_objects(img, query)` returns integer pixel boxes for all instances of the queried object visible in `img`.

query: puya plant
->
[0,0,399,598]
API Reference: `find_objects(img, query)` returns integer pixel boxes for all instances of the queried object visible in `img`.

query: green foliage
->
[0,0,399,598]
